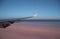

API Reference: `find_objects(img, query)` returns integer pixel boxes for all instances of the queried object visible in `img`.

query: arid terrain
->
[0,22,60,39]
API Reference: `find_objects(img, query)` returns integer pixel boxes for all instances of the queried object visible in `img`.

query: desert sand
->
[0,22,60,39]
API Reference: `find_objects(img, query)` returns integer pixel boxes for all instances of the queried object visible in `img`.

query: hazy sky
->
[0,0,60,19]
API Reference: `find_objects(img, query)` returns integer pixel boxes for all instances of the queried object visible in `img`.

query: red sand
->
[0,22,60,39]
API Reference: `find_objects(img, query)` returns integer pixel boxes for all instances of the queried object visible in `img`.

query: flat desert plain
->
[0,22,60,39]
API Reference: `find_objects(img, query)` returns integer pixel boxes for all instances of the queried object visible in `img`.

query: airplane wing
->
[0,16,32,28]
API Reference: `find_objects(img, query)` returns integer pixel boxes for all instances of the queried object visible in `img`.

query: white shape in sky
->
[33,13,38,17]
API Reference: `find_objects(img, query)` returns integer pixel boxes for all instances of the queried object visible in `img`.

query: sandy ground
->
[0,22,60,39]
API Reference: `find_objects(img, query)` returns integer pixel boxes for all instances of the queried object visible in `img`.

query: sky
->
[0,0,60,19]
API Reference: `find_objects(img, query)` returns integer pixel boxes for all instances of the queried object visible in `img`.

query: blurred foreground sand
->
[0,22,60,39]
